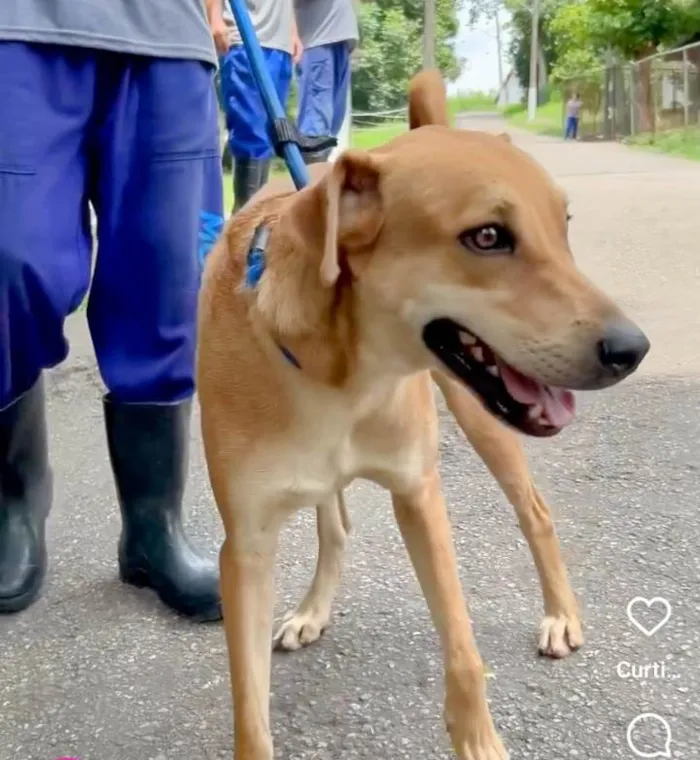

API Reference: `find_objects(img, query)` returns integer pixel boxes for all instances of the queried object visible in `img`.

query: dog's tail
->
[408,69,450,130]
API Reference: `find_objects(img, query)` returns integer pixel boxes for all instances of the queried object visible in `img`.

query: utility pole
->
[527,0,540,121]
[494,7,504,91]
[423,0,436,69]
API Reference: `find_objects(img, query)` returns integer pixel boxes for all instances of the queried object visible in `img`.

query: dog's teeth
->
[486,364,499,376]
[527,404,543,420]
[460,331,476,346]
[471,346,484,362]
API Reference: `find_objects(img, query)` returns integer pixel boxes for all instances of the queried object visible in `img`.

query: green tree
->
[549,1,601,83]
[464,0,563,101]
[587,0,699,57]
[547,2,604,120]
[352,0,463,112]
[353,4,422,111]
[505,1,560,101]
[587,0,700,130]
[397,0,463,79]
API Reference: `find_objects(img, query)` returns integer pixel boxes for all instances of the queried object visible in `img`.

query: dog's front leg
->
[392,471,508,760]
[220,508,282,760]
[435,373,582,659]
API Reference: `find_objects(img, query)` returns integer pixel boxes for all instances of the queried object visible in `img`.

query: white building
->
[496,68,524,108]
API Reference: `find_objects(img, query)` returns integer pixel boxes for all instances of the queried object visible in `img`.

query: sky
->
[447,7,513,95]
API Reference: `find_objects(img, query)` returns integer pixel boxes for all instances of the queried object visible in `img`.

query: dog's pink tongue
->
[498,363,576,428]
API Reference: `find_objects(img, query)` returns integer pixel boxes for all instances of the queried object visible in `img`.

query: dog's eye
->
[460,224,514,255]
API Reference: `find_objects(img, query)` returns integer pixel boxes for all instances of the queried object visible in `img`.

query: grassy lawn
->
[625,127,700,161]
[448,91,500,120]
[506,98,564,137]
[352,122,406,148]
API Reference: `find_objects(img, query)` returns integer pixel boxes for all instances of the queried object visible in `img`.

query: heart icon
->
[626,597,672,637]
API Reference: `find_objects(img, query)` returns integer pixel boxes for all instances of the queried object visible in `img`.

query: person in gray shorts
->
[0,0,228,621]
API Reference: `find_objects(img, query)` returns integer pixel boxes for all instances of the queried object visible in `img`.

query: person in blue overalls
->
[294,0,358,164]
[220,0,302,212]
[565,93,583,140]
[0,0,228,620]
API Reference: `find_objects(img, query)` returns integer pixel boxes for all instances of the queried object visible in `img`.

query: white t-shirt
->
[0,0,217,65]
[223,0,294,54]
[294,0,359,51]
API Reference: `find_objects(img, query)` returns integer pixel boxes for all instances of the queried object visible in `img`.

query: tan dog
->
[197,70,649,759]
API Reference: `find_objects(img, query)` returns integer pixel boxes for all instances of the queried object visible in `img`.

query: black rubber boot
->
[303,145,333,165]
[104,397,221,622]
[233,157,271,213]
[0,378,52,614]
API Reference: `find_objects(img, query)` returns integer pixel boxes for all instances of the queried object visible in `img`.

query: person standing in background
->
[220,0,302,212]
[294,0,359,164]
[0,0,227,620]
[565,92,583,140]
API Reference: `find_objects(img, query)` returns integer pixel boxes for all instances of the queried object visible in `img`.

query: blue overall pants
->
[296,41,351,139]
[0,42,224,409]
[220,45,293,160]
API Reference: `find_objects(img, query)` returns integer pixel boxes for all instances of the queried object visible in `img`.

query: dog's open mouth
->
[422,318,576,437]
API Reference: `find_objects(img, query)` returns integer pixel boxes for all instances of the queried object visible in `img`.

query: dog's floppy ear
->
[319,150,384,287]
[408,69,449,129]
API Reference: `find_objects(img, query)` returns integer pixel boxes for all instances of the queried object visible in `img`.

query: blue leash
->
[228,0,337,191]
[229,0,339,369]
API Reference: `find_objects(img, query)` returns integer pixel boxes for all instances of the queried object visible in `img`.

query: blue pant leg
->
[330,42,351,137]
[268,48,293,119]
[0,43,94,408]
[88,58,224,404]
[222,47,292,160]
[565,116,576,139]
[296,45,335,137]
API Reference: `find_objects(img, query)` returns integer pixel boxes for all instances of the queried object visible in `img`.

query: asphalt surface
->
[2,116,699,760]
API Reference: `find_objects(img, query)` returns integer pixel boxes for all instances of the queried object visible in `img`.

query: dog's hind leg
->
[392,470,508,760]
[273,492,350,651]
[434,372,583,660]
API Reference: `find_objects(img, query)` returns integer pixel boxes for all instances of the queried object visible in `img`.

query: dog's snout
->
[597,321,650,378]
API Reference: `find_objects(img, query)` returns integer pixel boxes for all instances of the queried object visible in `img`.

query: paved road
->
[2,117,699,760]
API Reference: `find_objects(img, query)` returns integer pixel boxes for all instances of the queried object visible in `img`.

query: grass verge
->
[448,91,501,121]
[625,127,700,161]
[506,99,564,137]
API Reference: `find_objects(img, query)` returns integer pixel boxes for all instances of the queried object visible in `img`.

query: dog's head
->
[277,70,650,437]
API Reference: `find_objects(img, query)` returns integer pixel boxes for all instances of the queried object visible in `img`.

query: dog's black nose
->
[597,321,650,378]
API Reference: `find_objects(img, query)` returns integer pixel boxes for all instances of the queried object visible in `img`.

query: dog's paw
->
[456,743,509,760]
[538,612,584,659]
[449,717,509,760]
[446,694,509,760]
[272,608,328,652]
